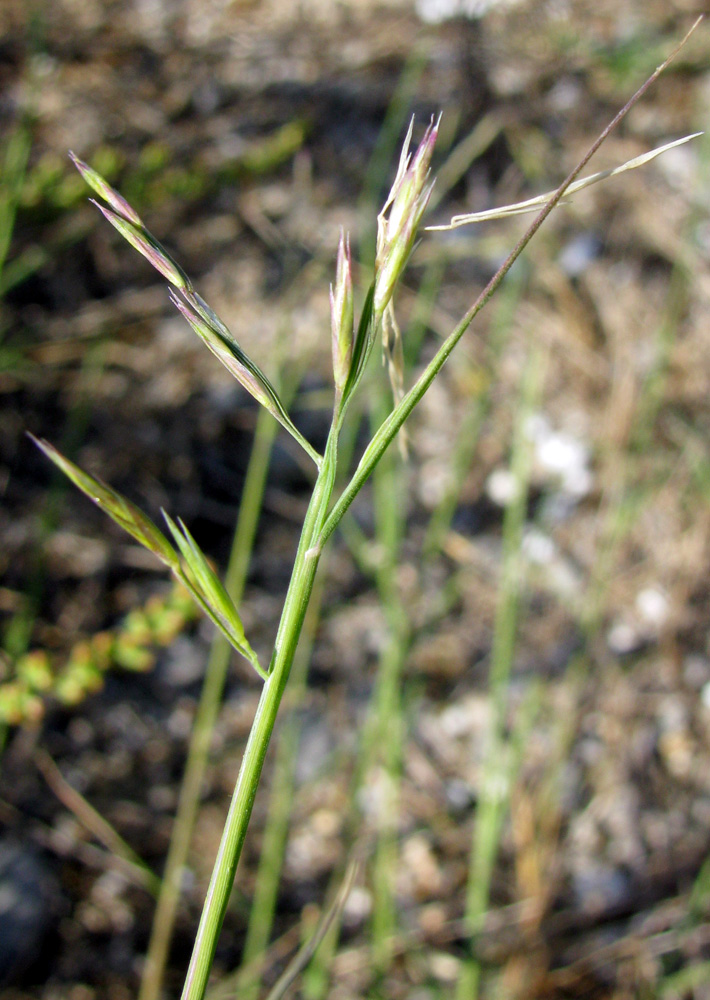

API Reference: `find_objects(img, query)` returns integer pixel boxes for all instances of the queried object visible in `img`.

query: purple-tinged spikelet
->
[330,230,354,395]
[374,114,440,316]
[92,202,190,290]
[69,152,144,227]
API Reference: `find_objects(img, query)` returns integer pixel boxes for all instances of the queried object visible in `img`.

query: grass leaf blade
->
[428,133,703,231]
[162,512,263,675]
[30,435,180,570]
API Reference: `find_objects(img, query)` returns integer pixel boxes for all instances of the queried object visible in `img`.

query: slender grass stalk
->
[237,103,480,993]
[238,564,329,1000]
[264,854,362,1000]
[35,749,162,896]
[368,636,405,970]
[138,402,280,1000]
[238,385,372,999]
[455,344,543,1000]
[179,424,340,1000]
[300,915,336,1000]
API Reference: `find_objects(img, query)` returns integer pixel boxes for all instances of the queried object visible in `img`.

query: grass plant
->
[32,22,701,1000]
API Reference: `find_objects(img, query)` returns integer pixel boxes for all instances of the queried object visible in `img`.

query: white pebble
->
[486,467,518,506]
[415,0,520,22]
[522,528,556,565]
[635,587,669,628]
[607,621,640,655]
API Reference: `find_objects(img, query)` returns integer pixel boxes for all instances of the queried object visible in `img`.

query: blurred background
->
[1,1,710,998]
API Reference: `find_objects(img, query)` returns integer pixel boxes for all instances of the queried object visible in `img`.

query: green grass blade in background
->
[236,567,328,1000]
[456,344,544,1000]
[366,417,409,975]
[423,260,527,559]
[0,114,33,292]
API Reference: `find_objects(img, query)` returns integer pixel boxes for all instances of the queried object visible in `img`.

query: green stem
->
[239,567,327,1000]
[180,431,338,1000]
[139,405,279,1000]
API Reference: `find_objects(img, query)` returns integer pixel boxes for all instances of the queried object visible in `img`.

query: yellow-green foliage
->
[0,582,197,725]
